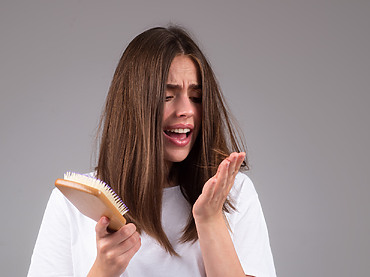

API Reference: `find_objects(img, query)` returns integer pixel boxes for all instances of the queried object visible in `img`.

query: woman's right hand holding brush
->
[88,216,141,277]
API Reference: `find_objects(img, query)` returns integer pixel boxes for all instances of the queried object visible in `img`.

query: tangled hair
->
[96,26,248,255]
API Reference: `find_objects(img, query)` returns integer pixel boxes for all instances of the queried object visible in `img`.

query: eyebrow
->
[166,84,202,90]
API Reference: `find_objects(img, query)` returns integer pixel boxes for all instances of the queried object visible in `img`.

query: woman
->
[28,26,276,277]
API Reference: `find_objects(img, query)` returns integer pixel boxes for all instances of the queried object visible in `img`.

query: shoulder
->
[226,172,262,226]
[46,187,79,221]
[229,172,258,202]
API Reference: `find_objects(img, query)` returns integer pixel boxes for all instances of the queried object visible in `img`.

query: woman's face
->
[162,55,202,164]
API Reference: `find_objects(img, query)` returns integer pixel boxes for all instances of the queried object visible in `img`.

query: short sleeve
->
[28,188,74,277]
[227,173,277,277]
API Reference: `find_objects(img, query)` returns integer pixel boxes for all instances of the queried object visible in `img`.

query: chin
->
[164,149,191,163]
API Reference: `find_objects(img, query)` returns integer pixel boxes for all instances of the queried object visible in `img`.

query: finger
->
[98,230,140,272]
[233,152,245,175]
[96,223,138,259]
[220,158,230,185]
[230,152,244,176]
[236,152,246,169]
[213,159,230,196]
[117,230,141,255]
[127,235,141,256]
[223,153,238,194]
[109,223,137,245]
[227,152,246,191]
[215,158,224,178]
[201,177,217,200]
[117,234,141,267]
[95,216,110,238]
[226,153,238,180]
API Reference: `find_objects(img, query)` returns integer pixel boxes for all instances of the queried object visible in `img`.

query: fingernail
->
[102,217,109,224]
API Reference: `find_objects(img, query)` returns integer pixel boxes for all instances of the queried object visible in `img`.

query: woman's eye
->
[165,96,173,101]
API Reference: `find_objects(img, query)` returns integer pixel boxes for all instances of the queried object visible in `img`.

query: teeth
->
[166,128,190,133]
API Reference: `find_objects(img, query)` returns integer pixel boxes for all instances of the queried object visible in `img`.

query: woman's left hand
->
[193,152,245,224]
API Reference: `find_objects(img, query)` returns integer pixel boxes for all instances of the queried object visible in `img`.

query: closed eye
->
[165,96,174,101]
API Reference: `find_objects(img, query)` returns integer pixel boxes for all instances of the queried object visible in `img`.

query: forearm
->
[195,216,246,277]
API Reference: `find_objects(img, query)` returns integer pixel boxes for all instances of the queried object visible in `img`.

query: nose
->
[175,95,194,118]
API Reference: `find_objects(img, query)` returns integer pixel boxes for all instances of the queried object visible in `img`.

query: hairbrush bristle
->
[64,172,128,215]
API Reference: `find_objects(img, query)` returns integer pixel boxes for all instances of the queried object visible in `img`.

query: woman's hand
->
[193,152,247,277]
[193,152,245,224]
[88,217,141,277]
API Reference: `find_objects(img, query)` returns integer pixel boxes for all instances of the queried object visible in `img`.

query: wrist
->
[87,263,103,277]
[194,213,227,232]
[193,206,224,221]
[88,261,118,277]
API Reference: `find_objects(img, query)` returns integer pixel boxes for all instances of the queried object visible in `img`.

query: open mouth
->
[164,128,192,140]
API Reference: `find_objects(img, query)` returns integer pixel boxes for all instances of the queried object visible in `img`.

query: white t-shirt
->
[28,172,276,277]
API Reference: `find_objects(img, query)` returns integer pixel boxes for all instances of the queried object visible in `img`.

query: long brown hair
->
[96,26,248,255]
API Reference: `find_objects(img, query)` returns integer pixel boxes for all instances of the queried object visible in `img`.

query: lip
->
[163,123,194,130]
[163,123,194,147]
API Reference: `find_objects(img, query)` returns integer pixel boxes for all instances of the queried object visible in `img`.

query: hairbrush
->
[55,172,128,231]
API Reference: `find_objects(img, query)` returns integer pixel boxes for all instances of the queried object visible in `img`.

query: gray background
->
[1,0,369,276]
